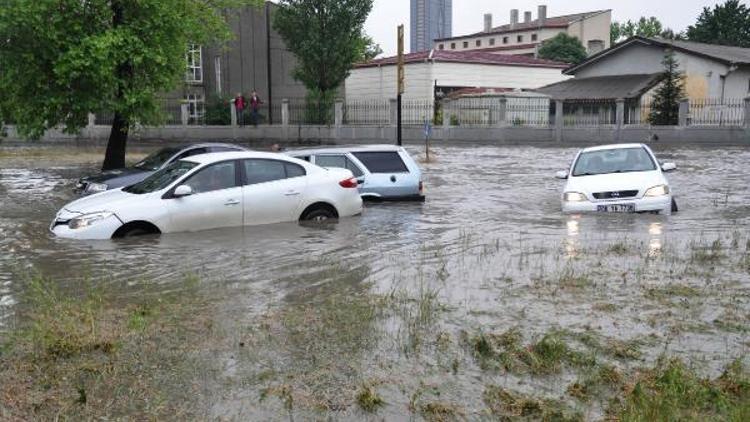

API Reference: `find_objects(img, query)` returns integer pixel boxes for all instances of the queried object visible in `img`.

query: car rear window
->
[352,152,408,174]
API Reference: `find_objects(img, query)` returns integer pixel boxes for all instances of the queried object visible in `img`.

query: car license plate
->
[597,204,635,213]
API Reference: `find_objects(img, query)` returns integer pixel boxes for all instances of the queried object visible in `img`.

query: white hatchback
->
[52,151,363,240]
[556,144,677,214]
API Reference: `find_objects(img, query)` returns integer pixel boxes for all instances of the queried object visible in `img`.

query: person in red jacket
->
[234,93,246,126]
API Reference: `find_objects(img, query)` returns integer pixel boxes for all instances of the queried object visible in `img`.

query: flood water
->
[1,143,749,418]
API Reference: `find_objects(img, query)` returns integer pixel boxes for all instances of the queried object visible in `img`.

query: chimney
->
[510,9,519,28]
[484,13,493,32]
[524,11,532,24]
[538,5,547,25]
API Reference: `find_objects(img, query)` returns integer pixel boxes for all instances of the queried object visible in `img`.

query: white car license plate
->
[597,204,635,213]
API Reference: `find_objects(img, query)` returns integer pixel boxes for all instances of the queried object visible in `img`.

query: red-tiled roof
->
[436,10,611,42]
[355,50,569,69]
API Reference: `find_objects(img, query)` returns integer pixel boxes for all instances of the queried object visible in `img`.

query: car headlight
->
[564,192,588,202]
[644,185,670,197]
[69,212,114,230]
[86,183,109,193]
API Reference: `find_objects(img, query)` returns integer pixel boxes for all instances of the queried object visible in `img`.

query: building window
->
[531,34,538,42]
[451,42,455,49]
[214,56,222,94]
[185,94,205,124]
[439,44,444,50]
[489,38,495,46]
[503,37,508,44]
[517,35,523,43]
[476,40,481,47]
[463,41,468,48]
[186,45,203,83]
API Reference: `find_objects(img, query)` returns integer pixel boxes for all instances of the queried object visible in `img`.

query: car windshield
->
[123,161,198,194]
[572,147,656,177]
[133,147,181,171]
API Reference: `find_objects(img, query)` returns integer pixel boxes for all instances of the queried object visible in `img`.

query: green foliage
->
[203,95,232,126]
[610,17,684,45]
[355,35,383,63]
[0,0,258,148]
[537,33,588,64]
[687,0,750,47]
[649,50,686,126]
[274,0,374,97]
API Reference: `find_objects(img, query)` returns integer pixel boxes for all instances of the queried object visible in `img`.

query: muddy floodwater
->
[1,143,749,420]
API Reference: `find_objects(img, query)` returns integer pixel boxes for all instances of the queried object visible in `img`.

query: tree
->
[537,33,587,64]
[687,0,750,47]
[0,0,259,170]
[355,35,383,63]
[274,0,374,116]
[611,17,684,45]
[649,50,686,126]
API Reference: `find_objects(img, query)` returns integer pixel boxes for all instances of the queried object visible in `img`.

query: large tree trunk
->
[101,1,130,171]
[102,113,129,170]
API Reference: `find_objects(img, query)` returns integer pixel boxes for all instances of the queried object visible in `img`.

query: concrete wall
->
[566,11,611,53]
[6,124,748,147]
[345,62,569,101]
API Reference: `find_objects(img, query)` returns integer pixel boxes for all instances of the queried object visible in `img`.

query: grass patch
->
[483,385,582,421]
[355,383,385,413]
[610,358,750,420]
[0,273,214,420]
[419,401,464,421]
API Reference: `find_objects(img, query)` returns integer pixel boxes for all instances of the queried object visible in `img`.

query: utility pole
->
[397,24,405,146]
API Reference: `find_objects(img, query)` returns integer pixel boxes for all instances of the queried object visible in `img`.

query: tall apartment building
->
[410,0,452,53]
[434,5,611,58]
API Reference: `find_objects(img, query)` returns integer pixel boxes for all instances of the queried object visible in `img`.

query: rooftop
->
[355,50,569,69]
[566,36,750,74]
[535,73,665,100]
[436,10,611,42]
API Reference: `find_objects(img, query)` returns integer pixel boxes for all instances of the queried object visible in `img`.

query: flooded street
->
[1,143,749,419]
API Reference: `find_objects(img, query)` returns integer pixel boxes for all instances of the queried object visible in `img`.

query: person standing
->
[250,90,262,127]
[234,92,246,126]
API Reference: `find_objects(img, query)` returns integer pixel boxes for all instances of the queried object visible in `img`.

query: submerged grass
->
[483,385,583,421]
[0,272,214,420]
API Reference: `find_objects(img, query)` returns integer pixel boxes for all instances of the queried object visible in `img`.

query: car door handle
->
[224,199,240,206]
[284,191,301,196]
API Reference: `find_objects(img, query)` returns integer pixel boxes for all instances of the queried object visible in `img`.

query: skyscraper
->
[410,0,452,53]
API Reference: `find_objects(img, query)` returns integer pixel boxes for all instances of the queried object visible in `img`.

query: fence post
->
[87,113,96,128]
[230,101,237,126]
[389,98,398,126]
[615,98,625,129]
[281,99,289,126]
[678,99,689,127]
[555,100,564,142]
[498,97,508,126]
[180,103,189,126]
[744,97,750,129]
[334,100,343,127]
[442,101,450,128]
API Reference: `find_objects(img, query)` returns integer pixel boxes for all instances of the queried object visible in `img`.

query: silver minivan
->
[287,145,424,202]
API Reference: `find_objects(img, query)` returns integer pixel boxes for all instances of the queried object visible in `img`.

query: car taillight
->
[339,177,358,188]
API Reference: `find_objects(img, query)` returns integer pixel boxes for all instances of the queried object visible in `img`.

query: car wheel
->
[302,207,337,222]
[122,228,150,237]
[671,198,679,213]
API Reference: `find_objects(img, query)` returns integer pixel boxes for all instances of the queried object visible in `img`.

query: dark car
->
[76,143,246,195]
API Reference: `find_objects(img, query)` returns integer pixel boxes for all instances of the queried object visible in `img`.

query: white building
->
[345,49,570,102]
[433,6,611,57]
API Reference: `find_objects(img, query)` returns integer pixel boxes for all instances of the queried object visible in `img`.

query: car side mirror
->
[356,177,365,185]
[173,185,193,197]
[555,171,569,180]
[661,162,677,172]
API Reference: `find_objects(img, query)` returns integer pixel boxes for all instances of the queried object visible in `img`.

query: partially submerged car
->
[76,143,246,195]
[286,145,424,202]
[53,151,363,240]
[556,144,677,214]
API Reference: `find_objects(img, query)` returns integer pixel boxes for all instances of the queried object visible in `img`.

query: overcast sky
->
[364,0,726,56]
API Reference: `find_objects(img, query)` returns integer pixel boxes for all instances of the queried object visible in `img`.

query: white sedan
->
[556,144,677,214]
[51,151,363,240]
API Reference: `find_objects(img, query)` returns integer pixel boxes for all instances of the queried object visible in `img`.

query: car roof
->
[581,143,647,153]
[286,144,404,155]
[181,151,293,165]
[175,142,246,152]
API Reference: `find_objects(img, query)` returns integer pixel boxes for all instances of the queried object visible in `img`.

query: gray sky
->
[365,0,727,56]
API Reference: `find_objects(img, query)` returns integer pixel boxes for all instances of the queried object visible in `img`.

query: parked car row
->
[52,142,678,240]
